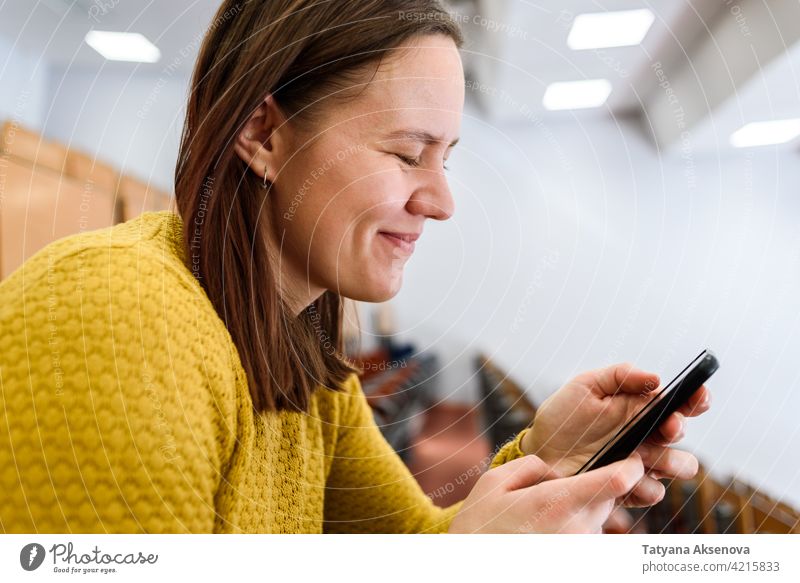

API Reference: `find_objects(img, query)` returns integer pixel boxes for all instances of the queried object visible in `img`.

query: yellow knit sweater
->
[0,210,530,533]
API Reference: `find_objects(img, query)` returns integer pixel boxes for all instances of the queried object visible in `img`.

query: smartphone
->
[574,349,719,475]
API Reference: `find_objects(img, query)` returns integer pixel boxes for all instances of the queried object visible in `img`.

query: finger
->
[487,454,560,492]
[566,453,645,505]
[622,475,666,508]
[561,499,615,534]
[603,507,634,533]
[591,362,660,397]
[636,443,699,480]
[651,411,686,445]
[625,475,666,507]
[678,385,711,417]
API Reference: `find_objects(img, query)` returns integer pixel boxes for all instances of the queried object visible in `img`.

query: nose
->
[405,171,454,221]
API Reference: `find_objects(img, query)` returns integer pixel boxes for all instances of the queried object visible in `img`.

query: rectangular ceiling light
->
[730,119,800,148]
[567,9,655,50]
[542,79,612,111]
[85,31,161,63]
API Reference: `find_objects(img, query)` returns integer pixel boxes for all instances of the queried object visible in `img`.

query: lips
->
[378,231,419,254]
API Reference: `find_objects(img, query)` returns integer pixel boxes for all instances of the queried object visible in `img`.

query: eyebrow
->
[381,129,460,148]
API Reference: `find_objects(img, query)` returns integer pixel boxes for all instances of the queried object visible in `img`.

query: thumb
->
[593,362,660,396]
[564,454,645,505]
[488,455,559,492]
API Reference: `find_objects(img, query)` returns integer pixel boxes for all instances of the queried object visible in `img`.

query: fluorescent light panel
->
[542,79,613,111]
[85,30,161,63]
[730,119,800,148]
[567,9,655,50]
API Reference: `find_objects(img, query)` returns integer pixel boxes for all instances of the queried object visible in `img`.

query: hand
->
[519,362,711,507]
[448,453,645,533]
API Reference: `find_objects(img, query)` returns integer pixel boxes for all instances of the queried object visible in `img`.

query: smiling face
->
[260,34,465,309]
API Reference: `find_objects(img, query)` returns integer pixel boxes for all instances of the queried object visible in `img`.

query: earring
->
[262,163,268,189]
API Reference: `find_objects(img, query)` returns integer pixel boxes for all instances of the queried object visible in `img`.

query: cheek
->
[279,148,412,296]
[319,170,404,246]
[344,176,409,256]
[326,189,412,295]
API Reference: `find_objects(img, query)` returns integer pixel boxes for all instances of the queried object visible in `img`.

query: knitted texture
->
[0,211,531,533]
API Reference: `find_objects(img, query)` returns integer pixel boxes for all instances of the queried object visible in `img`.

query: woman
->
[0,0,709,533]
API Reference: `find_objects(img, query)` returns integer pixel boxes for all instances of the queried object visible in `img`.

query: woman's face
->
[260,34,464,309]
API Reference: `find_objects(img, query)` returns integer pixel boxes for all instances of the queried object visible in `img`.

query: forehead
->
[325,35,464,141]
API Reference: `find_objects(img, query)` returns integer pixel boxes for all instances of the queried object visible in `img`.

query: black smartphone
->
[574,349,719,475]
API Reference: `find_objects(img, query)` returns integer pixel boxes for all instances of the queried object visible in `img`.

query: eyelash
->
[394,153,450,171]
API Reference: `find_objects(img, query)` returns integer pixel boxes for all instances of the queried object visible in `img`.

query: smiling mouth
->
[378,232,417,254]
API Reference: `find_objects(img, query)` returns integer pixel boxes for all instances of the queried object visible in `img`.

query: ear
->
[233,93,290,184]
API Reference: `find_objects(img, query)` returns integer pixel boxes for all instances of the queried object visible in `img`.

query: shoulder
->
[0,210,240,405]
[1,210,205,315]
[312,371,365,428]
[0,213,243,513]
[336,371,365,406]
[1,210,190,288]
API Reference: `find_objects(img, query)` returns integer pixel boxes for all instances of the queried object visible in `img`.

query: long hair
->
[173,0,463,413]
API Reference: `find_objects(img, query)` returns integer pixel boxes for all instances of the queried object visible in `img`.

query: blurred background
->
[1,0,798,533]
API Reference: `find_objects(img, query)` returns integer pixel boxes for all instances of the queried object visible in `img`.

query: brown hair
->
[174,0,463,413]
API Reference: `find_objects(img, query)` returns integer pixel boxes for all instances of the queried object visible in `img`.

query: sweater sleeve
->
[322,373,532,533]
[0,245,238,533]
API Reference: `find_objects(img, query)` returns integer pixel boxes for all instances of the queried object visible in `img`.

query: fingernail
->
[675,413,687,438]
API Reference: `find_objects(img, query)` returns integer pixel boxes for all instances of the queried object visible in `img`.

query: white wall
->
[42,65,187,192]
[389,99,800,506]
[0,36,48,130]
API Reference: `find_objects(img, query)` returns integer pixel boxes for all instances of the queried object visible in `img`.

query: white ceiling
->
[2,0,799,153]
[684,20,800,153]
[448,0,800,153]
[0,0,220,74]
[453,1,721,115]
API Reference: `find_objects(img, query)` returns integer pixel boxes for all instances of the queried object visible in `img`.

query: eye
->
[394,153,421,168]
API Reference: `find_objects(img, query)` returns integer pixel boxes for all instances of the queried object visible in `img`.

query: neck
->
[267,241,325,318]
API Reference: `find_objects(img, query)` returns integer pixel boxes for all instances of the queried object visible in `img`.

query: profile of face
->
[234,34,465,311]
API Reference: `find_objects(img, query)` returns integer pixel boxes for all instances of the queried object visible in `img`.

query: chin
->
[340,274,403,302]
